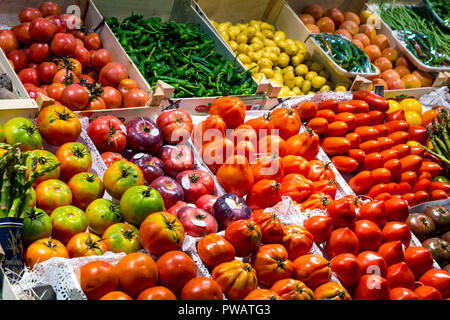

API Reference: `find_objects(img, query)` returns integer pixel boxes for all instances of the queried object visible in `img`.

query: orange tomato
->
[137,286,177,300]
[353,33,371,47]
[412,70,433,87]
[360,140,381,154]
[324,121,348,137]
[352,39,364,50]
[348,170,373,194]
[209,96,246,129]
[258,134,287,157]
[269,108,301,140]
[316,109,335,122]
[307,117,328,135]
[228,124,257,147]
[341,20,359,35]
[354,126,380,142]
[250,153,284,183]
[25,237,69,268]
[294,101,318,121]
[270,278,314,300]
[381,69,400,82]
[216,155,254,197]
[402,74,421,89]
[363,44,381,61]
[321,137,351,156]
[372,34,390,50]
[394,65,410,78]
[381,48,399,64]
[280,173,313,203]
[281,155,309,176]
[293,254,331,290]
[395,56,413,69]
[317,99,338,112]
[325,227,360,258]
[201,138,234,174]
[285,129,319,160]
[197,233,236,269]
[331,156,358,173]
[374,57,393,72]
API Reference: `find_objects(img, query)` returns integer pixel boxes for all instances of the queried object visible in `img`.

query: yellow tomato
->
[400,98,422,114]
[335,86,347,92]
[311,76,327,89]
[320,85,331,92]
[407,140,420,147]
[405,111,422,126]
[387,100,401,114]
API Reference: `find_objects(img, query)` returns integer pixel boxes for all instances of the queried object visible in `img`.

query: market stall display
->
[0,0,449,302]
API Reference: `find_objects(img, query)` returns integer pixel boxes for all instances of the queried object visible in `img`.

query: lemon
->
[387,100,401,114]
[294,76,304,88]
[228,40,238,52]
[237,43,250,55]
[246,62,259,74]
[251,36,263,45]
[250,42,263,52]
[269,53,279,66]
[263,38,276,47]
[261,22,275,32]
[228,26,241,40]
[272,73,283,83]
[260,68,274,79]
[249,50,262,62]
[283,70,295,82]
[238,54,251,64]
[285,77,296,89]
[258,57,273,69]
[268,46,280,56]
[254,73,264,83]
[292,86,302,96]
[220,31,230,42]
[311,76,327,89]
[302,79,312,93]
[245,26,257,39]
[285,43,298,56]
[278,52,290,68]
[236,33,248,44]
[405,111,423,126]
[276,40,288,51]
[294,41,307,52]
[400,98,422,114]
[217,22,230,33]
[279,86,291,97]
[273,30,286,42]
[283,66,295,74]
[305,71,318,81]
[273,66,283,75]
[254,31,265,41]
[262,29,274,39]
[320,85,331,92]
[291,54,305,67]
[294,64,308,76]
[335,85,347,92]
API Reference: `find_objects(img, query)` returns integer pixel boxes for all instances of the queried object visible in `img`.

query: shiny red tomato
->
[377,240,405,266]
[390,287,418,300]
[330,253,362,288]
[382,222,411,246]
[303,216,333,245]
[87,115,127,152]
[354,220,383,251]
[325,227,360,258]
[404,246,434,279]
[357,251,388,277]
[79,260,118,300]
[386,262,415,290]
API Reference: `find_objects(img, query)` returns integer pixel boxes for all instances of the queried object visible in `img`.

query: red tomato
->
[368,110,384,125]
[87,115,127,153]
[386,262,415,290]
[385,120,409,133]
[391,144,411,159]
[358,200,387,228]
[344,132,361,149]
[19,8,43,23]
[303,216,333,245]
[317,99,338,112]
[377,241,405,266]
[79,261,118,300]
[382,222,411,247]
[404,246,434,279]
[348,170,374,195]
[414,285,443,300]
[295,101,318,121]
[224,219,262,257]
[431,189,448,200]
[337,102,355,113]
[335,112,356,130]
[137,286,177,300]
[384,198,409,222]
[251,244,294,287]
[123,88,150,108]
[367,183,388,199]
[330,253,362,288]
[414,190,430,205]
[180,277,223,300]
[360,140,381,154]
[372,167,391,185]
[331,156,358,173]
[385,182,400,195]
[353,274,390,300]
[399,171,418,186]
[354,126,379,142]
[157,251,197,296]
[373,124,390,137]
[325,227,360,258]
[377,137,395,151]
[320,137,351,156]
[354,220,383,251]
[348,100,370,113]
[101,86,122,109]
[380,149,398,163]
[390,287,418,300]
[398,182,412,194]
[326,197,356,229]
[418,269,450,299]
[389,131,409,145]
[354,113,372,127]
[292,254,331,290]
[418,161,443,178]
[307,117,328,135]
[84,32,102,50]
[363,152,384,171]
[384,159,402,179]
[357,251,388,277]
[348,149,366,163]
[316,109,336,122]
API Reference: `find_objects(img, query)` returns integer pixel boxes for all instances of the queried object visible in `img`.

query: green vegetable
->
[425,0,450,29]
[105,14,257,98]
[0,143,60,219]
[309,33,376,73]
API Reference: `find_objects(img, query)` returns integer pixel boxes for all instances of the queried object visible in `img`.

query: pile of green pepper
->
[105,14,257,98]
[309,33,376,74]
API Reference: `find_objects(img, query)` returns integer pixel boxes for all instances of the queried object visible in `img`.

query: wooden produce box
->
[92,0,270,115]
[287,0,450,97]
[0,0,157,115]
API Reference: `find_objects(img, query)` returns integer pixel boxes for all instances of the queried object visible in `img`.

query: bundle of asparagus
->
[0,143,60,219]
[420,108,450,175]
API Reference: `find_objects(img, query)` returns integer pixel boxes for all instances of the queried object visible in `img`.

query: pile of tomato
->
[293,90,449,206]
[0,1,149,110]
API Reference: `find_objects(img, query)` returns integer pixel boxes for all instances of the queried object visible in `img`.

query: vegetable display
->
[105,14,256,98]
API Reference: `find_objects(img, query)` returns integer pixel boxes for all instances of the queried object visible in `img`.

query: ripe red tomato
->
[353,274,390,300]
[414,285,443,300]
[51,32,76,57]
[197,233,235,269]
[19,7,43,23]
[303,215,333,245]
[326,197,356,229]
[156,109,194,145]
[404,246,434,279]
[87,115,127,152]
[377,240,405,266]
[137,286,177,300]
[384,198,409,222]
[330,253,362,288]
[418,269,450,299]
[25,238,68,268]
[55,142,92,180]
[357,251,388,277]
[382,222,411,246]
[98,62,128,88]
[78,260,118,300]
[157,251,198,296]
[18,67,40,86]
[40,2,62,16]
[225,219,262,257]
[66,232,107,258]
[99,291,132,300]
[269,108,301,140]
[295,101,318,121]
[123,88,150,108]
[281,225,314,260]
[12,22,32,45]
[354,220,383,251]
[348,170,374,195]
[292,254,331,290]
[386,262,415,290]
[180,277,223,300]
[251,244,294,287]
[270,278,314,300]
[325,227,360,258]
[115,252,158,298]
[29,17,56,42]
[60,84,89,111]
[390,287,418,300]
[251,210,284,244]
[7,49,28,72]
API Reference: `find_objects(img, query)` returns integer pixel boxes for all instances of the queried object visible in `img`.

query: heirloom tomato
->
[293,254,331,290]
[139,211,185,256]
[258,134,287,157]
[103,160,144,200]
[25,150,60,187]
[251,210,284,244]
[25,237,68,268]
[157,250,197,295]
[99,291,132,300]
[36,104,81,146]
[116,252,158,298]
[326,227,360,258]
[331,253,362,288]
[285,128,319,160]
[212,260,258,300]
[137,287,177,300]
[35,179,72,214]
[299,190,331,211]
[200,138,234,174]
[78,261,118,300]
[250,153,283,183]
[281,225,314,260]
[353,274,390,300]
[306,160,335,181]
[50,205,87,245]
[194,193,217,214]
[66,232,107,258]
[386,262,415,290]
[377,240,405,266]
[168,201,190,216]
[216,155,254,197]
[102,222,141,254]
[225,219,262,257]
[280,174,313,203]
[281,155,309,176]
[197,233,235,269]
[269,108,301,140]
[314,282,351,300]
[87,115,127,152]
[303,216,332,245]
[244,289,282,300]
[101,151,125,167]
[250,244,293,287]
[246,179,281,211]
[4,117,42,151]
[181,277,223,300]
[228,124,257,151]
[209,96,246,129]
[176,169,215,203]
[68,173,104,210]
[244,114,274,139]
[21,208,52,246]
[312,179,337,199]
[119,185,164,226]
[156,109,193,145]
[55,142,92,180]
[85,198,122,236]
[270,278,314,300]
[196,115,226,146]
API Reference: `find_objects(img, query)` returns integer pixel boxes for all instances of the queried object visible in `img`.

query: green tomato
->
[103,160,145,200]
[120,185,164,226]
[85,198,122,236]
[102,222,141,254]
[50,205,87,245]
[68,173,105,210]
[21,208,52,246]
[432,175,450,183]
[4,117,43,151]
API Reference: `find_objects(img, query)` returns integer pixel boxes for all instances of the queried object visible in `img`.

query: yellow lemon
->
[262,29,274,39]
[285,43,298,56]
[254,31,265,41]
[295,64,308,76]
[292,87,302,96]
[291,54,305,67]
[237,43,250,55]
[238,54,251,64]
[282,66,294,74]
[302,79,312,93]
[228,40,238,52]
[311,76,327,89]
[387,100,401,114]
[305,71,318,81]
[283,70,295,82]
[273,66,283,75]
[285,77,296,90]
[278,86,291,97]
[294,76,304,88]
[236,33,248,44]
[253,73,264,83]
[273,30,286,42]
[249,42,263,52]
[278,52,290,68]
[263,38,276,47]
[405,111,423,126]
[400,98,422,114]
[220,31,230,42]
[260,68,274,79]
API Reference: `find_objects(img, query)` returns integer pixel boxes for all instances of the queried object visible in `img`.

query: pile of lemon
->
[211,19,350,97]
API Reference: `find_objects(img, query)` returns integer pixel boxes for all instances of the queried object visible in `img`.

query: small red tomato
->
[358,200,387,228]
[397,182,412,195]
[384,198,409,222]
[353,274,390,300]
[357,251,388,277]
[402,193,416,207]
[404,246,434,279]
[399,171,418,187]
[414,285,443,300]
[412,178,432,193]
[414,190,430,205]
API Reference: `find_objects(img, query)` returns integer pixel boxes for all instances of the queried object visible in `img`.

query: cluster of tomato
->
[299,194,450,300]
[295,90,448,206]
[1,1,149,110]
